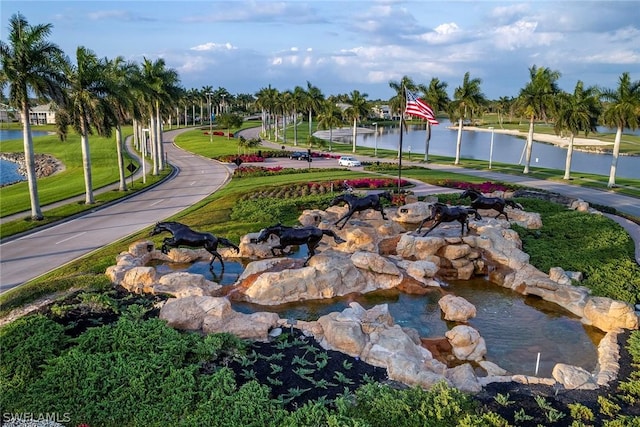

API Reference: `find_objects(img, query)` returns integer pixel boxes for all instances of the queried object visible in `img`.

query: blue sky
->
[2,1,639,100]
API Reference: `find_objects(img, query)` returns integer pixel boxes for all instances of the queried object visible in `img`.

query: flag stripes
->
[404,90,439,125]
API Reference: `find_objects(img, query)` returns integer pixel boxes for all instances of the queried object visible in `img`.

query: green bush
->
[0,315,69,410]
[230,193,336,224]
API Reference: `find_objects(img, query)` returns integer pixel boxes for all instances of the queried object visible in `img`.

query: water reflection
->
[155,248,602,377]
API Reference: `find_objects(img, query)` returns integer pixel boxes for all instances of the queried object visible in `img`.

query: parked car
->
[289,151,310,161]
[338,156,361,167]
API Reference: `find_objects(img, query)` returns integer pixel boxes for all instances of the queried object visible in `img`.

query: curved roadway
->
[0,129,232,292]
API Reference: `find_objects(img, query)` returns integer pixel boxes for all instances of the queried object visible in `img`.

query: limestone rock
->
[446,363,482,392]
[391,201,433,224]
[552,363,598,390]
[121,266,158,294]
[154,272,221,298]
[438,294,477,322]
[159,296,224,330]
[583,297,639,332]
[445,325,486,361]
[396,234,446,259]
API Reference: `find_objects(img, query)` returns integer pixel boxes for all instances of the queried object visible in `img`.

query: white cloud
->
[492,20,562,51]
[190,42,236,52]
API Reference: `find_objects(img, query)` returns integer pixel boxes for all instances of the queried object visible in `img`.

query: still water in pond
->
[156,252,603,378]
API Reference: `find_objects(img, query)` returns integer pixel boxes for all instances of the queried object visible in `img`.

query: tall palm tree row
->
[449,72,487,165]
[420,77,450,162]
[0,13,68,219]
[344,90,370,153]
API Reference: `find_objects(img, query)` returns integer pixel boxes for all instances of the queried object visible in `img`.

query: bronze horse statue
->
[254,224,346,265]
[416,202,482,236]
[150,221,239,272]
[329,191,393,229]
[459,189,523,221]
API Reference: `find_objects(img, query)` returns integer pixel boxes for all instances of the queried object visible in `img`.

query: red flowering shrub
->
[219,154,265,163]
[233,166,283,177]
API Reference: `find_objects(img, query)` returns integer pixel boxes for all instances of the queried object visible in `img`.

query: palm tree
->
[421,77,450,161]
[255,85,279,140]
[344,90,370,153]
[139,57,181,174]
[553,81,601,180]
[601,72,640,187]
[292,85,306,146]
[58,46,116,204]
[305,81,325,139]
[0,13,67,219]
[494,96,513,128]
[515,65,561,173]
[449,72,486,165]
[316,99,344,151]
[105,56,139,191]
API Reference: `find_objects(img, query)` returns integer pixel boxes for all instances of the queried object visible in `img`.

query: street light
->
[206,92,214,142]
[372,123,378,157]
[488,127,495,169]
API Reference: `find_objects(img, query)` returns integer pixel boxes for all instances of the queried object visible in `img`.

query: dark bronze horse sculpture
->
[150,221,239,271]
[416,202,482,236]
[459,189,523,221]
[329,191,393,229]
[254,224,346,265]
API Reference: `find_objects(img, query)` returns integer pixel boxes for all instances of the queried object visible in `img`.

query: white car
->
[338,156,361,167]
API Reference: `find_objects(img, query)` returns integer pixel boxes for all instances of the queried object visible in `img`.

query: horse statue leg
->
[161,237,175,254]
[421,220,441,237]
[321,230,346,244]
[334,209,354,229]
[416,214,433,234]
[377,205,387,220]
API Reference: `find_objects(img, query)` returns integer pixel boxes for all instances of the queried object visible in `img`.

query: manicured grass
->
[0,126,139,216]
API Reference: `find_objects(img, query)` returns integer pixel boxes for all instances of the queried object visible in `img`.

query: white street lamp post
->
[372,122,378,157]
[488,127,495,169]
[206,92,214,142]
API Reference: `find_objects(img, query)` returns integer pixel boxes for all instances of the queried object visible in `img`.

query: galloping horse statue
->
[254,224,346,265]
[150,221,239,272]
[416,202,482,237]
[459,189,523,221]
[329,191,393,229]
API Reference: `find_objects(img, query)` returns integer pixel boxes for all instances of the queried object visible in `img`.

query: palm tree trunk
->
[80,120,94,204]
[115,124,127,191]
[608,127,622,187]
[150,115,158,175]
[424,123,432,162]
[293,111,298,146]
[563,134,575,180]
[156,101,164,170]
[523,115,535,173]
[21,104,43,220]
[352,118,357,153]
[455,118,463,164]
[308,110,313,137]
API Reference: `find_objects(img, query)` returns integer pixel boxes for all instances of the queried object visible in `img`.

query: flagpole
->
[398,86,404,194]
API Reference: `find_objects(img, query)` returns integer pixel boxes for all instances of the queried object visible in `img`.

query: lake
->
[0,129,51,186]
[356,123,640,180]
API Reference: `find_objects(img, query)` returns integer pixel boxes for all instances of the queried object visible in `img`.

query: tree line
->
[1,12,639,221]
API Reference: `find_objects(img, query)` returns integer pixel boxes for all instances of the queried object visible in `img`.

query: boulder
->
[159,296,224,330]
[438,294,477,322]
[583,297,639,332]
[552,363,598,390]
[445,325,487,361]
[154,272,221,298]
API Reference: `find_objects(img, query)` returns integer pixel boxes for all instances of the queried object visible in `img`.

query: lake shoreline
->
[0,152,64,187]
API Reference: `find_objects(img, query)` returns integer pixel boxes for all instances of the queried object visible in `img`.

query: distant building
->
[26,103,56,125]
[0,103,18,123]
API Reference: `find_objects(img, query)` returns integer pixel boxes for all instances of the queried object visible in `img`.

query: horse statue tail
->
[218,237,240,253]
[505,200,524,210]
[322,229,346,244]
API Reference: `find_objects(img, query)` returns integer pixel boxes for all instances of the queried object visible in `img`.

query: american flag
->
[404,90,439,125]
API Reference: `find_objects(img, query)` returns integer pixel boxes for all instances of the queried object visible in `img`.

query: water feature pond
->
[154,248,603,378]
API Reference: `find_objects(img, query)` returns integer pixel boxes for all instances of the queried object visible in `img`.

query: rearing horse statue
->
[459,189,523,221]
[254,224,346,265]
[329,191,392,229]
[150,221,239,272]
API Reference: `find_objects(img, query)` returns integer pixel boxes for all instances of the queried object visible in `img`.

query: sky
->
[2,0,639,101]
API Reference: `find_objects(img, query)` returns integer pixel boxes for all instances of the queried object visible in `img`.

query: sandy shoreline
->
[460,126,613,148]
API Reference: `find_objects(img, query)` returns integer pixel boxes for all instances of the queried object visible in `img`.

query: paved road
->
[0,129,232,292]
